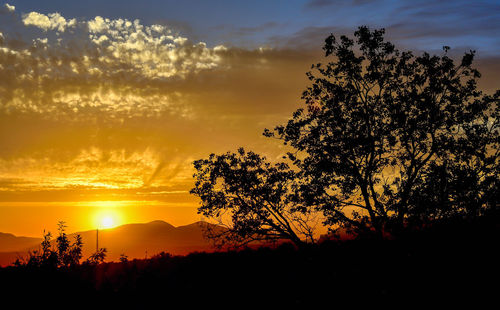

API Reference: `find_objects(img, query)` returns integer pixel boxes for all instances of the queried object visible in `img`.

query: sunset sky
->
[1,0,499,237]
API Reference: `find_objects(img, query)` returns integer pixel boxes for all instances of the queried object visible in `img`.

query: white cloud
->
[87,16,108,33]
[4,3,14,12]
[1,10,226,117]
[22,12,76,32]
[84,16,221,78]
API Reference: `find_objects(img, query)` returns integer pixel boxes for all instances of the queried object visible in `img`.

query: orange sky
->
[0,5,318,236]
[0,201,202,236]
[1,3,499,237]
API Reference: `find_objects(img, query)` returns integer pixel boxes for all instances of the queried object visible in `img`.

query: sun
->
[91,203,123,229]
[96,212,120,229]
[101,216,115,229]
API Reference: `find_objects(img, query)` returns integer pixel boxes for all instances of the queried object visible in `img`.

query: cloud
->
[0,9,229,199]
[3,3,14,12]
[0,8,320,202]
[0,9,226,119]
[305,0,337,8]
[305,0,374,9]
[301,0,500,55]
[226,22,280,37]
[1,5,498,203]
[22,12,76,32]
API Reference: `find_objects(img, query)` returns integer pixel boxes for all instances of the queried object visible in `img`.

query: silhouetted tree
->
[85,248,107,265]
[119,253,129,263]
[56,221,70,260]
[263,26,499,237]
[24,230,58,268]
[55,221,82,267]
[191,26,498,242]
[68,234,83,265]
[21,222,83,268]
[190,148,319,248]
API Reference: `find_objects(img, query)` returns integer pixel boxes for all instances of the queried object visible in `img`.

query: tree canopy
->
[192,26,499,243]
[191,148,317,247]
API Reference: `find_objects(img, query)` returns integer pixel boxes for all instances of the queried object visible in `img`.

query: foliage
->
[56,221,84,267]
[264,26,499,237]
[190,148,319,247]
[85,248,107,265]
[119,253,129,263]
[2,214,498,307]
[194,26,499,241]
[20,221,83,268]
[15,221,109,268]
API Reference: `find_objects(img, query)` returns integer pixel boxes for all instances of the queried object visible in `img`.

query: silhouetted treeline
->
[12,221,107,269]
[1,213,498,308]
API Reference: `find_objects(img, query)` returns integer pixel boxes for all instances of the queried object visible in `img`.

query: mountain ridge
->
[0,220,224,266]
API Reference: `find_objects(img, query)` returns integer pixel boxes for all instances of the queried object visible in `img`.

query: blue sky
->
[5,0,500,54]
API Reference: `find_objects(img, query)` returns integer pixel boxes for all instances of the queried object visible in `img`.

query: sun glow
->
[95,211,121,229]
[91,202,124,229]
[101,216,115,228]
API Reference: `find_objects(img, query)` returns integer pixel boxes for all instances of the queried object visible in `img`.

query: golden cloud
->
[0,7,425,203]
[0,8,227,119]
[22,11,76,32]
[1,6,498,203]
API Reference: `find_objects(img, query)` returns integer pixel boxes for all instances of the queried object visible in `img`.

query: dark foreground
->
[1,215,498,308]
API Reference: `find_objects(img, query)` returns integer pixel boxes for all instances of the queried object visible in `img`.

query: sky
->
[0,0,499,236]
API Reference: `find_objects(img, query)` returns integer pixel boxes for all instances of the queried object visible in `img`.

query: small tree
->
[24,230,58,268]
[264,26,499,237]
[190,148,319,248]
[85,248,107,265]
[68,234,84,266]
[20,222,83,268]
[119,253,129,263]
[56,221,83,268]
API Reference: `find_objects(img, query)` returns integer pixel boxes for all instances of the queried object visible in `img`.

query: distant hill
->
[0,233,43,266]
[0,220,225,266]
[0,232,42,252]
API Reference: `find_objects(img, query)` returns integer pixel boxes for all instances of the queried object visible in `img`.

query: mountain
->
[0,233,43,267]
[0,220,225,266]
[0,232,42,252]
